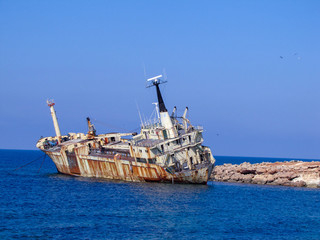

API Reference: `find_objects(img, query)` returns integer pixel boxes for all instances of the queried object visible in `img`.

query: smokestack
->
[147,75,177,138]
[153,82,176,138]
[155,83,167,112]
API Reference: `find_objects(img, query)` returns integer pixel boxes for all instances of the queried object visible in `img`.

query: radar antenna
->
[146,75,167,87]
[146,75,168,112]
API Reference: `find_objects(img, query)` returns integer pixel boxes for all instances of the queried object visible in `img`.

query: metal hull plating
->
[44,149,214,184]
[39,77,216,185]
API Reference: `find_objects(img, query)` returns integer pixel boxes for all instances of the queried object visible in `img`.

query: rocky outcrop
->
[212,161,320,188]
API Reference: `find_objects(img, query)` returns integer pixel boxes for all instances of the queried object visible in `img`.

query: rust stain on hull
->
[45,150,214,184]
[39,78,217,185]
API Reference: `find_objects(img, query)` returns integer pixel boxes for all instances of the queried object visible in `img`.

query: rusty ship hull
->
[44,147,214,184]
[39,75,216,184]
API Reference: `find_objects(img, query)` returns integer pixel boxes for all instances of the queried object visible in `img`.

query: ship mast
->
[47,99,61,143]
[147,75,177,138]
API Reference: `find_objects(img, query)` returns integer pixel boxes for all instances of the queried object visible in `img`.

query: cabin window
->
[183,162,188,169]
[163,130,168,139]
[139,149,142,153]
[190,157,193,165]
[188,135,191,142]
[167,142,170,146]
[137,158,147,163]
[111,137,115,142]
[161,145,164,152]
[148,158,156,164]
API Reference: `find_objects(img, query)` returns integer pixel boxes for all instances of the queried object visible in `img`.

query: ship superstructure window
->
[161,145,164,152]
[188,135,191,142]
[148,158,156,164]
[136,158,147,163]
[163,130,168,139]
[111,137,115,142]
[183,162,188,169]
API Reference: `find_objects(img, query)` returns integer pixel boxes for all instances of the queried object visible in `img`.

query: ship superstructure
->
[37,76,215,184]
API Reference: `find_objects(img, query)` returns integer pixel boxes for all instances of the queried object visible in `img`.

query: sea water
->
[1,149,320,239]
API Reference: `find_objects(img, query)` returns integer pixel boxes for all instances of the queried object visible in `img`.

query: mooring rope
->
[12,154,46,172]
[37,154,46,173]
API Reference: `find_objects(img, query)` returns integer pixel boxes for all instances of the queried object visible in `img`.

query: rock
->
[212,161,320,188]
[268,169,278,175]
[221,174,231,182]
[256,167,267,174]
[265,174,275,183]
[242,174,254,183]
[230,173,242,182]
[252,175,267,185]
[306,183,319,188]
[239,168,256,174]
[271,178,290,186]
[291,181,306,187]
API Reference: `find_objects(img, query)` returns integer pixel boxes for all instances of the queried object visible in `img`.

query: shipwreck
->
[37,75,216,184]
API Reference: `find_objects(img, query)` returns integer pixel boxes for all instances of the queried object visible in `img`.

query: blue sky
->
[1,0,319,159]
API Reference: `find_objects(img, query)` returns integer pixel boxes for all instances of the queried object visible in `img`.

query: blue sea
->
[1,149,320,239]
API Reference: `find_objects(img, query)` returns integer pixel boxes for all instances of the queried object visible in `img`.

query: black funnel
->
[154,82,167,112]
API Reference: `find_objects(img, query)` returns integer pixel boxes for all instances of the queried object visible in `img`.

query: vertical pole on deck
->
[47,100,61,143]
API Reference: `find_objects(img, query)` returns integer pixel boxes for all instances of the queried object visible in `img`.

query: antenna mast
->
[146,75,176,138]
[46,99,61,143]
